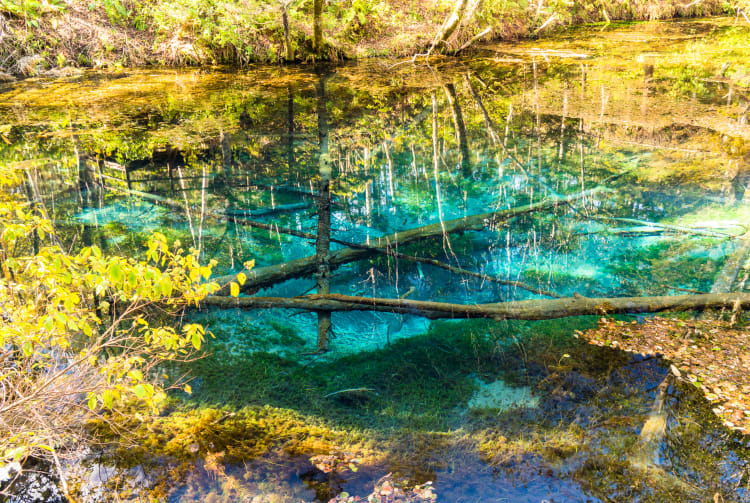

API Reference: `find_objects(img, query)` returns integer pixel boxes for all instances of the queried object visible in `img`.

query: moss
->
[270,321,306,346]
[606,240,726,296]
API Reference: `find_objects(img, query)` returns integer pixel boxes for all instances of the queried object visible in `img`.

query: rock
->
[42,66,82,78]
[467,377,539,412]
[12,55,44,77]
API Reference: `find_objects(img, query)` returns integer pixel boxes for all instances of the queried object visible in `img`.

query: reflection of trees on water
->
[4,59,750,323]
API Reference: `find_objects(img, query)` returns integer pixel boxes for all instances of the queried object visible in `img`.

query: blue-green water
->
[2,17,750,503]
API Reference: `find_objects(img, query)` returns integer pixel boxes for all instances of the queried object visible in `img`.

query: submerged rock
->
[467,376,539,412]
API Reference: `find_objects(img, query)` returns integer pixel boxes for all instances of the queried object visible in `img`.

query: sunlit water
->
[2,16,750,502]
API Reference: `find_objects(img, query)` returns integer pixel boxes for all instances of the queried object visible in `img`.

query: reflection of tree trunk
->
[315,72,332,351]
[558,89,568,161]
[198,165,208,256]
[383,141,395,203]
[176,166,197,249]
[431,91,448,246]
[465,72,539,189]
[203,291,750,321]
[221,129,232,175]
[287,84,295,174]
[443,82,471,176]
[24,171,39,255]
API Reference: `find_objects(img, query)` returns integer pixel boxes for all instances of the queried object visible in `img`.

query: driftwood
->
[201,292,750,321]
[212,187,607,294]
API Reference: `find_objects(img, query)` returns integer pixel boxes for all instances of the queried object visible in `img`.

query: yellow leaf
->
[230,282,240,297]
[200,266,212,280]
[237,272,247,286]
[184,384,192,395]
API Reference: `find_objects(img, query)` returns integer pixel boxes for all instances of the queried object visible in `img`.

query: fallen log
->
[212,187,607,294]
[221,202,311,218]
[200,291,750,321]
[225,215,562,298]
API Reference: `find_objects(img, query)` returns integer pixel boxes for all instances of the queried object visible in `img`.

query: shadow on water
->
[2,15,750,503]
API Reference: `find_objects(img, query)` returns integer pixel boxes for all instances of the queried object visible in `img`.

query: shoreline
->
[0,0,733,79]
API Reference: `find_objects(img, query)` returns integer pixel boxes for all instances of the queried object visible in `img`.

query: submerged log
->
[226,215,561,298]
[212,187,607,294]
[201,291,750,321]
[221,202,310,218]
[710,231,750,293]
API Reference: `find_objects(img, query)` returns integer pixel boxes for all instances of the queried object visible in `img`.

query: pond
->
[2,16,750,503]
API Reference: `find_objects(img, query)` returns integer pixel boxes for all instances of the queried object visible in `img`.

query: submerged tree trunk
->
[211,187,607,294]
[315,71,333,351]
[202,291,750,321]
[225,213,561,298]
[710,231,750,293]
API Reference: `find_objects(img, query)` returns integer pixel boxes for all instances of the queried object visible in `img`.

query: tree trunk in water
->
[224,213,561,298]
[710,231,750,293]
[202,291,750,321]
[315,72,332,351]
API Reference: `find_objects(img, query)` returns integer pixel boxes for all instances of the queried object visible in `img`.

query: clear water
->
[2,16,750,502]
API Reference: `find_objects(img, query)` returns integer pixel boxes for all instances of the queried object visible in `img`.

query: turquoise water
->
[2,17,750,502]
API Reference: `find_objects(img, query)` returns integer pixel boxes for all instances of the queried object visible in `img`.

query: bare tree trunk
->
[428,0,469,55]
[202,291,750,321]
[315,72,332,351]
[281,2,294,62]
[313,0,324,55]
